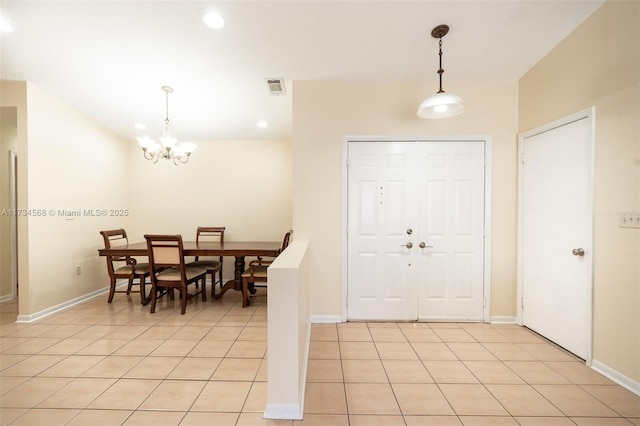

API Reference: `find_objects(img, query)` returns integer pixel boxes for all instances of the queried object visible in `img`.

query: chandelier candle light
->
[137,86,196,165]
[416,25,464,119]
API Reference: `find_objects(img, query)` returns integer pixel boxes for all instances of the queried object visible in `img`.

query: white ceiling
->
[0,0,604,142]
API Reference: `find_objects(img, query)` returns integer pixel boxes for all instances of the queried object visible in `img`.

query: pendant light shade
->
[417,25,464,119]
[417,92,464,119]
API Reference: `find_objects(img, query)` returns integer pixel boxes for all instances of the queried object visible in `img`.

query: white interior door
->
[519,111,593,360]
[416,143,486,321]
[347,142,418,320]
[347,140,486,321]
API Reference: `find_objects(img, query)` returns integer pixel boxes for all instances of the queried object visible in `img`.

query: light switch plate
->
[619,211,640,228]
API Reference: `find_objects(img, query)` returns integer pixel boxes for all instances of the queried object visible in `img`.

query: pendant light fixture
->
[137,86,196,165]
[417,24,464,119]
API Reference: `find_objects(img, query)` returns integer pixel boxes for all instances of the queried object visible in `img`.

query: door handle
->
[572,248,585,256]
[401,242,413,249]
[419,242,433,249]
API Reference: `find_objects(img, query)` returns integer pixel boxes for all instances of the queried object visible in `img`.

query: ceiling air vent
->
[266,78,286,96]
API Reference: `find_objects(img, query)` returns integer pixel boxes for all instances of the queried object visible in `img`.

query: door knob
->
[401,242,413,249]
[419,242,433,249]
[572,248,585,256]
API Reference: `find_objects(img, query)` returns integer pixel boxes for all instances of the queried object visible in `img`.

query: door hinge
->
[346,227,349,238]
[520,153,525,164]
[520,298,524,309]
[346,156,350,167]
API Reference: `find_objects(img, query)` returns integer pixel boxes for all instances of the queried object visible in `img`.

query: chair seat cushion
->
[114,263,150,275]
[187,260,221,270]
[157,266,207,281]
[241,265,268,278]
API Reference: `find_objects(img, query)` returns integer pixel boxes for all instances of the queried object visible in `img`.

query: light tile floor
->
[1,288,639,425]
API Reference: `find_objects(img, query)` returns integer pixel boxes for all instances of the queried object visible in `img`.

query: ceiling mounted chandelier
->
[417,25,464,119]
[137,86,196,165]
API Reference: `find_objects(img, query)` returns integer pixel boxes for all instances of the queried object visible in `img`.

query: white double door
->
[347,141,486,321]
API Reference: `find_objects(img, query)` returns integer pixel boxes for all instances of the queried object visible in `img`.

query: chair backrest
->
[101,228,128,250]
[281,229,293,252]
[195,226,225,261]
[145,234,185,269]
[196,227,225,244]
[100,229,131,271]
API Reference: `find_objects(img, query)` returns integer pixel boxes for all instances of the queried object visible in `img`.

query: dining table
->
[98,240,282,300]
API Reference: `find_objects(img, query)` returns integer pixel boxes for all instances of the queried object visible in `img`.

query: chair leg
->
[242,277,249,308]
[139,277,147,305]
[210,271,217,299]
[107,277,117,303]
[150,284,158,313]
[126,278,134,294]
[201,277,207,302]
[180,285,188,315]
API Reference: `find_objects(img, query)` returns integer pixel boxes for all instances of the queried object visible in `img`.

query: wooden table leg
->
[213,256,245,299]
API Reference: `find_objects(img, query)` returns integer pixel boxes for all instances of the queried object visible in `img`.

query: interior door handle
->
[419,242,433,249]
[401,242,413,249]
[572,248,585,256]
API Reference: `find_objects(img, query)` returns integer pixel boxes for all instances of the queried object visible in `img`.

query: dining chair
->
[241,229,292,308]
[145,234,207,314]
[100,229,151,305]
[187,226,225,298]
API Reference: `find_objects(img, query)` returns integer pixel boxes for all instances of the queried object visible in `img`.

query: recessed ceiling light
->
[134,123,146,130]
[202,11,225,29]
[256,120,268,128]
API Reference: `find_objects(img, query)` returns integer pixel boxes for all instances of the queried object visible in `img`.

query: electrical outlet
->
[75,265,82,275]
[619,211,640,228]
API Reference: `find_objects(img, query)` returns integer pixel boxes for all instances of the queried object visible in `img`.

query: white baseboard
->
[0,294,16,303]
[309,314,342,323]
[13,279,135,323]
[591,359,640,397]
[263,403,303,420]
[490,316,517,324]
[16,285,111,323]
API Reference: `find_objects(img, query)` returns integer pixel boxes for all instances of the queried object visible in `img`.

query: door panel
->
[347,141,486,321]
[521,116,592,359]
[347,142,417,320]
[416,142,485,321]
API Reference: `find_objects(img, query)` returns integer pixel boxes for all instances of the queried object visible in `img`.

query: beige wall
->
[519,0,639,382]
[22,82,132,315]
[292,80,519,318]
[127,138,293,281]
